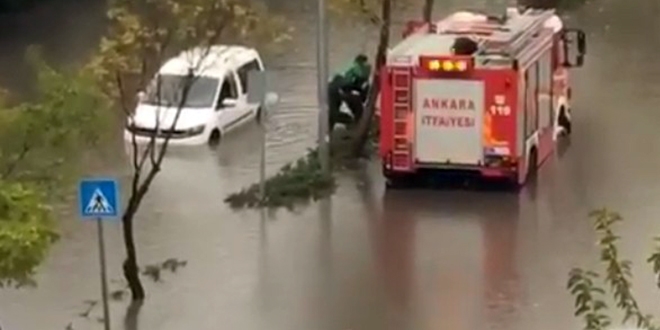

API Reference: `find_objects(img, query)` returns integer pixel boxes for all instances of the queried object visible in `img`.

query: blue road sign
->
[79,178,120,219]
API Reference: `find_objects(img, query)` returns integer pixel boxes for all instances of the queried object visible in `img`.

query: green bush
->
[0,181,58,288]
[0,48,112,287]
[225,149,336,209]
[225,124,379,210]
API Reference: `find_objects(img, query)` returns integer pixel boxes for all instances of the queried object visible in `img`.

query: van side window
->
[236,59,263,94]
[216,74,238,108]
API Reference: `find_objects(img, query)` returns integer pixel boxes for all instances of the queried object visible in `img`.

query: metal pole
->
[316,0,330,174]
[97,218,110,330]
[259,104,267,200]
[318,197,332,323]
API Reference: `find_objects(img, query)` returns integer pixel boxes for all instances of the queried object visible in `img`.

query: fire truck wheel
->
[385,175,410,189]
[558,108,572,135]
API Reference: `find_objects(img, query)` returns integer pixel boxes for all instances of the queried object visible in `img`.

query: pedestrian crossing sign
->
[79,178,120,219]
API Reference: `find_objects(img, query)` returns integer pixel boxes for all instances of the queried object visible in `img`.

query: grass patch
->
[224,148,336,209]
[224,121,380,210]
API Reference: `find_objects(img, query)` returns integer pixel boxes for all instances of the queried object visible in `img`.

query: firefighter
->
[328,54,372,131]
[452,36,479,55]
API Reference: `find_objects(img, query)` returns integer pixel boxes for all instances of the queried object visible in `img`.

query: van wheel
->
[208,129,221,145]
[558,107,572,135]
[526,147,538,183]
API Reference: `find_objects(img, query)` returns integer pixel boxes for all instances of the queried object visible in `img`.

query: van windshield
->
[143,74,219,108]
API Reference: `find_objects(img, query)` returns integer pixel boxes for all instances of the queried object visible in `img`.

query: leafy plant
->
[0,181,58,288]
[0,48,111,287]
[225,148,336,209]
[568,209,660,330]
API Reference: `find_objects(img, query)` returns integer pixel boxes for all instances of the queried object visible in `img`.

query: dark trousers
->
[344,91,364,122]
[327,79,367,131]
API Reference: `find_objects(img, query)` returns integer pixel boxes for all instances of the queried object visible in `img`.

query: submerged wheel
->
[208,129,221,145]
[558,107,572,135]
[384,174,413,189]
[385,177,404,189]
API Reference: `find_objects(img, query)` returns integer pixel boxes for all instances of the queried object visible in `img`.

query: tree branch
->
[422,0,434,23]
[350,0,390,157]
[357,0,381,25]
[150,73,194,168]
[114,68,133,116]
[115,71,151,180]
[1,140,32,180]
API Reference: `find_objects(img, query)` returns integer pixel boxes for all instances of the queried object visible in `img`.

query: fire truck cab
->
[379,7,586,188]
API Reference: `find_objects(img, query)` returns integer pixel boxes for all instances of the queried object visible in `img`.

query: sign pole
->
[259,103,267,200]
[246,71,278,201]
[79,178,119,330]
[97,217,110,330]
[316,0,330,174]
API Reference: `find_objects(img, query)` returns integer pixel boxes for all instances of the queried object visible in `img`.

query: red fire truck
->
[379,7,586,188]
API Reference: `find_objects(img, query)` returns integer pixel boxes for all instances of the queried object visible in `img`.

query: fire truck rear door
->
[414,79,484,165]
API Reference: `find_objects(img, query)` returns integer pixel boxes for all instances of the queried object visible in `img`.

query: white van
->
[124,45,265,145]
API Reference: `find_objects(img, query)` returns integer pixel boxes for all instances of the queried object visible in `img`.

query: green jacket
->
[343,62,371,89]
[343,62,371,88]
[331,61,371,91]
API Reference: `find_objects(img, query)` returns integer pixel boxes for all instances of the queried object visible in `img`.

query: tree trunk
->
[350,0,391,157]
[124,300,144,330]
[119,70,188,301]
[422,0,434,23]
[122,200,145,301]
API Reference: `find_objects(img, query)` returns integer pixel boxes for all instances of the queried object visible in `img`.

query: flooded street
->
[3,0,660,329]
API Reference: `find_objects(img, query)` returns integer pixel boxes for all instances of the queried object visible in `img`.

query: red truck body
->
[379,8,586,187]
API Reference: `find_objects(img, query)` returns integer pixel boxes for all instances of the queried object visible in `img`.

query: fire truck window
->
[538,51,553,129]
[525,64,538,138]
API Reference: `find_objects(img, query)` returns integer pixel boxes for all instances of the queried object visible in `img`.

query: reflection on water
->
[374,193,416,329]
[377,190,522,330]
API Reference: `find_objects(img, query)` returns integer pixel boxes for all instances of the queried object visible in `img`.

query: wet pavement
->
[3,0,660,329]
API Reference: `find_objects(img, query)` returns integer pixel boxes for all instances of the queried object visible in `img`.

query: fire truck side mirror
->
[561,28,587,68]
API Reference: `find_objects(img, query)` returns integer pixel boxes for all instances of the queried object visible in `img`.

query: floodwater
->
[3,0,660,329]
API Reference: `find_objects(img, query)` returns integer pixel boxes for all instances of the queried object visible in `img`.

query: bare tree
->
[349,0,392,157]
[422,0,434,23]
[87,0,289,300]
[118,61,202,299]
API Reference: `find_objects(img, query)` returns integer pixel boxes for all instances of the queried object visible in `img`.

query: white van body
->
[124,45,265,145]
